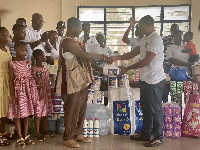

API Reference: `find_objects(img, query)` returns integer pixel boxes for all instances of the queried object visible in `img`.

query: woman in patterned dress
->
[32,49,54,141]
[7,41,41,148]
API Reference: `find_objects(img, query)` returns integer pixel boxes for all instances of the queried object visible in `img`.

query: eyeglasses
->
[32,19,45,24]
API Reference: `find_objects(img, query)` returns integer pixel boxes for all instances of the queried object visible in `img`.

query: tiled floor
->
[1,134,199,150]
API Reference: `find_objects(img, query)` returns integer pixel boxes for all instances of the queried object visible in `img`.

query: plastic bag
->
[169,67,189,81]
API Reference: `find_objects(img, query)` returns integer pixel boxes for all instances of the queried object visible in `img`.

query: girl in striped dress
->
[7,41,41,148]
[32,49,54,140]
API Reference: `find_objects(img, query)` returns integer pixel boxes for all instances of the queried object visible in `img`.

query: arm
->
[63,42,110,62]
[111,46,140,61]
[90,61,103,74]
[122,17,136,44]
[45,40,52,53]
[181,49,193,53]
[8,64,17,105]
[28,32,49,49]
[168,57,190,67]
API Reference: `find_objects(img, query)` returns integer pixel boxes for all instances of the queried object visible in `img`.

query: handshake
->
[103,55,118,65]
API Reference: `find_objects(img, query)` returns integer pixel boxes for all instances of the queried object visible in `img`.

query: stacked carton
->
[170,81,183,107]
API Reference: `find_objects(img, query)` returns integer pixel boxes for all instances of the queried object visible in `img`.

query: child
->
[16,18,27,27]
[7,41,41,148]
[0,27,13,146]
[181,31,198,63]
[32,49,54,140]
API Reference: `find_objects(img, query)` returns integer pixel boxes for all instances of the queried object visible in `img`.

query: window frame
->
[77,4,191,46]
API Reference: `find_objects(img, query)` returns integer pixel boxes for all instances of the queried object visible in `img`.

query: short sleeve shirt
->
[24,25,46,53]
[166,44,190,74]
[6,42,32,60]
[185,41,197,56]
[139,31,166,84]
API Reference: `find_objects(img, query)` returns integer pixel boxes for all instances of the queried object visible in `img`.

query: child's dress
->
[7,60,41,119]
[32,66,53,117]
[0,47,12,118]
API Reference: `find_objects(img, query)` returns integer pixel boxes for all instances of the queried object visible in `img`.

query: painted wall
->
[1,0,200,51]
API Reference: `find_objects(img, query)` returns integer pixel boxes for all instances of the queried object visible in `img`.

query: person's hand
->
[110,56,118,63]
[12,97,18,105]
[41,31,50,42]
[104,56,113,64]
[130,17,136,27]
[117,66,128,77]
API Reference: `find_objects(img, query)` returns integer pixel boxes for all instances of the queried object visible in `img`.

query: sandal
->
[44,130,55,137]
[16,138,25,148]
[24,135,35,145]
[144,137,163,147]
[2,132,16,140]
[130,133,150,141]
[0,135,10,146]
[34,133,45,142]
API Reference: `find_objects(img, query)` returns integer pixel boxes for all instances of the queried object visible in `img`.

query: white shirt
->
[45,42,60,60]
[99,46,113,56]
[77,35,97,52]
[166,44,190,74]
[129,37,141,50]
[58,36,63,45]
[24,25,46,52]
[139,31,166,84]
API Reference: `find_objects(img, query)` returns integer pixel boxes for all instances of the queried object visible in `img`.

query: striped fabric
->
[32,66,53,117]
[7,60,41,119]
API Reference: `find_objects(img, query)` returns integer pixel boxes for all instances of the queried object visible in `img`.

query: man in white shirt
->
[24,13,51,56]
[110,15,166,147]
[77,23,97,51]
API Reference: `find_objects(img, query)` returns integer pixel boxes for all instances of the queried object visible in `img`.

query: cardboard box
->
[192,65,200,76]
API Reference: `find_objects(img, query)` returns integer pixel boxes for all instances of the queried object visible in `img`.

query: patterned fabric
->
[0,47,12,118]
[55,36,93,95]
[6,42,32,60]
[32,66,53,117]
[163,35,174,73]
[7,60,41,119]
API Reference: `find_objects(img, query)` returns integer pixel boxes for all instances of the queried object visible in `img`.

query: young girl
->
[32,49,54,141]
[7,41,41,148]
[0,27,13,146]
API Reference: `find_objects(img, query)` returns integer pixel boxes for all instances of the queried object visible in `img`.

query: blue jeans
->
[139,79,165,141]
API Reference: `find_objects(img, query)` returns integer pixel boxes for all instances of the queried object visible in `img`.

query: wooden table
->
[100,81,170,92]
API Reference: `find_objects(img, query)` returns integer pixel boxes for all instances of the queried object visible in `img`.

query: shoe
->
[130,134,150,141]
[63,139,80,148]
[34,133,45,142]
[144,137,163,147]
[75,135,91,143]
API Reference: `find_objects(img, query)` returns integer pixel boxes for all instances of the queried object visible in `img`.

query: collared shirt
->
[166,44,190,74]
[77,35,97,52]
[139,31,166,84]
[129,37,141,50]
[6,42,32,60]
[24,25,46,52]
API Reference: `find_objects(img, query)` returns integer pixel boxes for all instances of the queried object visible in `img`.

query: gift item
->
[182,94,200,137]
[91,76,101,91]
[103,64,120,76]
[109,76,118,89]
[88,89,94,103]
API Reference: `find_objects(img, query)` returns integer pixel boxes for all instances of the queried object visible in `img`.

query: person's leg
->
[23,117,29,138]
[42,116,48,133]
[74,87,88,138]
[162,92,169,103]
[34,116,40,135]
[149,79,165,141]
[0,117,6,133]
[14,118,22,139]
[63,90,81,141]
[139,80,152,140]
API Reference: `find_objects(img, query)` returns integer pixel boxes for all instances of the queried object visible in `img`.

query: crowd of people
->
[0,12,199,148]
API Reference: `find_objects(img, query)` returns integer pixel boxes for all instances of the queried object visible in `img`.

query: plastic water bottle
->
[88,118,93,137]
[82,118,88,137]
[94,118,99,137]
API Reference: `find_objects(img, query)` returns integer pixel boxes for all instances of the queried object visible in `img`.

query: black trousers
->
[139,79,165,140]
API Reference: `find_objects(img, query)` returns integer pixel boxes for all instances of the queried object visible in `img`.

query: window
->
[78,5,191,54]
